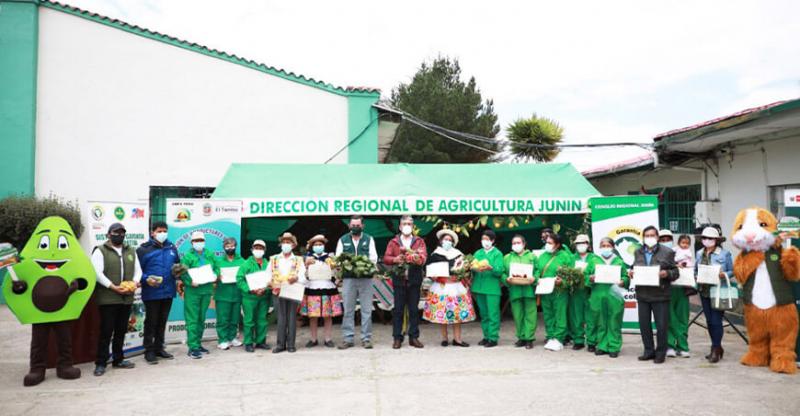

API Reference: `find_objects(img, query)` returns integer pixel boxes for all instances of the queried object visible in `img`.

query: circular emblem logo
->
[202,203,213,217]
[91,205,104,221]
[114,206,125,220]
[175,209,191,222]
[607,226,643,266]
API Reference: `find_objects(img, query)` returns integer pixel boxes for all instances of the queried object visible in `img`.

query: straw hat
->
[436,229,459,246]
[278,232,298,246]
[306,234,328,249]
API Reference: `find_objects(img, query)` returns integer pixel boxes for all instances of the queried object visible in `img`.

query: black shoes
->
[287,347,297,353]
[653,355,666,364]
[145,352,159,365]
[452,340,470,347]
[306,340,318,348]
[245,344,255,353]
[638,353,655,361]
[155,350,174,360]
[595,350,608,356]
[478,339,487,346]
[609,352,619,358]
[587,345,596,353]
[255,343,271,350]
[197,346,210,354]
[441,340,449,347]
[112,360,135,369]
[525,341,534,350]
[272,346,286,354]
[514,340,527,348]
[93,365,106,377]
[572,344,585,351]
[484,340,498,348]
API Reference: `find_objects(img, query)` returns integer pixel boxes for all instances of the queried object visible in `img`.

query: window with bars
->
[629,184,701,233]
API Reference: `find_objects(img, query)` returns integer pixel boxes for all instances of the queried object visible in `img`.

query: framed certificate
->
[632,266,660,287]
[188,264,217,285]
[245,270,269,290]
[307,262,333,281]
[426,262,450,278]
[220,266,239,284]
[535,277,556,295]
[673,268,697,287]
[696,264,722,285]
[508,263,534,278]
[594,264,621,284]
[279,282,306,302]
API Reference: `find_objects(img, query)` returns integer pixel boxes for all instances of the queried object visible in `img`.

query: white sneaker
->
[666,348,677,358]
[230,338,243,347]
[544,339,563,351]
[677,350,691,358]
[217,341,230,350]
[543,339,555,350]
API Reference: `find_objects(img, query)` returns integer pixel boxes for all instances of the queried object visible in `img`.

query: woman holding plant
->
[538,233,575,351]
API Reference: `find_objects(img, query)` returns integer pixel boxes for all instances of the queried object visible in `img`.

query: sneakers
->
[188,350,202,359]
[362,340,374,349]
[217,341,231,350]
[677,350,691,358]
[230,338,243,347]
[338,342,355,350]
[198,346,210,354]
[666,348,677,358]
[543,339,563,351]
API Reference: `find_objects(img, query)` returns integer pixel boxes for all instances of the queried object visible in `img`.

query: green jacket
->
[180,249,218,295]
[575,252,602,286]
[503,250,537,300]
[536,248,574,292]
[215,254,245,302]
[586,254,629,293]
[471,247,506,296]
[237,256,269,300]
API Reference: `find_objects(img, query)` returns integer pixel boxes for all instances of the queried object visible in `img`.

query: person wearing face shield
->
[570,234,598,351]
[136,221,180,364]
[179,231,220,359]
[214,237,245,351]
[236,240,272,352]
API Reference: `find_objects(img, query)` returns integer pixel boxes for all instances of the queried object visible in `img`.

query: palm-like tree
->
[506,114,564,162]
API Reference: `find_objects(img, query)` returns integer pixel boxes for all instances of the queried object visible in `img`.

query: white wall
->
[589,167,701,196]
[34,9,349,248]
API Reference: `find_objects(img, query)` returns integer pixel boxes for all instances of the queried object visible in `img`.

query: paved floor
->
[0,305,798,416]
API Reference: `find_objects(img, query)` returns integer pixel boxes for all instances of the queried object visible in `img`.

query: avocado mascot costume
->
[2,217,96,386]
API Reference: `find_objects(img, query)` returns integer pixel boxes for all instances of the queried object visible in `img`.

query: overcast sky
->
[66,0,800,170]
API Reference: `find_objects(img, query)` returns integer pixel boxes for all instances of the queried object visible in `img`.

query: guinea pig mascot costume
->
[1,217,96,386]
[732,207,800,374]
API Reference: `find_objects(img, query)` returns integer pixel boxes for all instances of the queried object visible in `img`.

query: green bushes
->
[0,195,83,250]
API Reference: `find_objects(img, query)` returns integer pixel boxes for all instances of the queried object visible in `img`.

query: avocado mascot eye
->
[39,235,50,250]
[58,235,69,250]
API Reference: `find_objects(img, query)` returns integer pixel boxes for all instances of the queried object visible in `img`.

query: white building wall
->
[589,167,701,196]
[34,9,349,248]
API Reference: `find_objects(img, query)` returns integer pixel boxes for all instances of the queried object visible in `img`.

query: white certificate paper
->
[696,264,722,285]
[307,262,333,281]
[279,282,306,302]
[673,268,697,287]
[535,277,556,295]
[426,262,450,278]
[594,264,621,284]
[574,260,587,271]
[632,266,660,287]
[220,266,239,284]
[508,263,534,278]
[245,270,269,290]
[188,264,217,285]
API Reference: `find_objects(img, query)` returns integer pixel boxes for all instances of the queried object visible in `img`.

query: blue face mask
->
[598,248,614,258]
[660,241,673,249]
[312,245,325,254]
[155,232,168,243]
[441,240,453,250]
[192,242,205,252]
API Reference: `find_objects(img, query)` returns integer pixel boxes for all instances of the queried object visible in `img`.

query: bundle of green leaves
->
[334,252,377,278]
[557,266,585,293]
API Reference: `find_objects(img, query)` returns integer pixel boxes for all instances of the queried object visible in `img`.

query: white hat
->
[658,229,673,238]
[700,227,722,239]
[190,231,205,241]
[436,229,459,246]
[574,234,590,244]
[252,239,266,248]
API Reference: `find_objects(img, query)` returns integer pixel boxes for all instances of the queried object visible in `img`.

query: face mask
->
[110,234,125,245]
[224,248,236,256]
[281,243,293,254]
[441,240,453,250]
[702,238,716,248]
[544,243,555,253]
[155,232,168,243]
[252,249,265,259]
[350,226,362,235]
[401,225,413,236]
[660,241,673,249]
[576,243,588,254]
[643,237,658,248]
[599,247,614,258]
[481,240,493,250]
[192,242,205,251]
[511,243,524,253]
[312,245,325,254]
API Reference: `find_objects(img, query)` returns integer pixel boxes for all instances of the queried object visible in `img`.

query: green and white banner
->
[590,195,660,332]
[242,196,589,218]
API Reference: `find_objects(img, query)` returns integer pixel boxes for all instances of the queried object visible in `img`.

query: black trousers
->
[392,278,421,341]
[637,300,670,357]
[96,304,132,366]
[143,298,173,354]
[274,296,299,349]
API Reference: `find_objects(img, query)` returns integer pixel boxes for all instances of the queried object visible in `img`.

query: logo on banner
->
[608,226,643,266]
[202,203,213,217]
[131,208,145,219]
[175,209,191,222]
[91,205,104,221]
[114,206,125,220]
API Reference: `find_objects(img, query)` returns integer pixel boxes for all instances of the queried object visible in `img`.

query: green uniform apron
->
[471,247,505,342]
[237,256,271,346]
[588,255,629,353]
[215,254,245,343]
[503,250,538,342]
[538,249,574,343]
[180,249,218,350]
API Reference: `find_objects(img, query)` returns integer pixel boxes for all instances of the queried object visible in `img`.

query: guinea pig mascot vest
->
[732,207,800,374]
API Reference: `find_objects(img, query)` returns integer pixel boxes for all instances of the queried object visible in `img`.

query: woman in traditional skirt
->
[301,234,343,348]
[423,229,476,347]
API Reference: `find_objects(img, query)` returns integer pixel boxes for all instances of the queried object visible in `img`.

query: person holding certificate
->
[666,234,695,359]
[236,240,272,353]
[538,233,575,351]
[302,235,342,348]
[694,226,734,363]
[423,229,475,347]
[215,237,245,351]
[267,233,307,353]
[179,231,220,359]
[470,230,506,348]
[569,234,597,351]
[586,237,629,358]
[502,235,537,349]
[630,226,679,364]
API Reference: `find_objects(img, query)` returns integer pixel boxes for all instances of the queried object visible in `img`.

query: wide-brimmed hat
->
[574,234,590,244]
[436,229,459,246]
[700,227,724,240]
[658,229,673,239]
[306,234,328,249]
[278,232,298,246]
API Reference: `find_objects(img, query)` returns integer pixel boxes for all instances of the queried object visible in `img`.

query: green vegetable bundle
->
[452,254,474,282]
[556,266,585,294]
[334,252,377,278]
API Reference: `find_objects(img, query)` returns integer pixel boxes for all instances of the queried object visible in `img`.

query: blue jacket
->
[136,238,180,301]
[695,247,734,297]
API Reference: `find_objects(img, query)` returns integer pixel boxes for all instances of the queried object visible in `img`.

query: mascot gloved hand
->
[732,207,800,374]
[1,217,96,386]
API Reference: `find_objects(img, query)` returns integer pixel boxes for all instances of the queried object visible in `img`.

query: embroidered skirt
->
[301,288,343,318]
[423,281,476,324]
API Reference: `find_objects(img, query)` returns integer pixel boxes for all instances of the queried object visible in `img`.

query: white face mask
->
[511,243,524,253]
[280,243,293,254]
[401,225,413,236]
[155,232,168,243]
[192,242,205,251]
[544,243,555,253]
[252,249,265,259]
[702,238,717,248]
[481,240,493,250]
[576,243,588,254]
[643,237,658,248]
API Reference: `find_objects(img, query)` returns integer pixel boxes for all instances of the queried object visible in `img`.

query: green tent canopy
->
[212,163,600,218]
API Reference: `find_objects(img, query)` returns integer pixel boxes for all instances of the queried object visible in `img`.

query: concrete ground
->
[1,305,799,416]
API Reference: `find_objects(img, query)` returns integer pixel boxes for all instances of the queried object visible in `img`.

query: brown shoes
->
[708,347,724,363]
[392,340,402,349]
[409,338,424,348]
[56,366,81,380]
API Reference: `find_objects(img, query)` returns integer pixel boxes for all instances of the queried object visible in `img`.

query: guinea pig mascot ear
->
[732,207,800,374]
[2,216,95,386]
